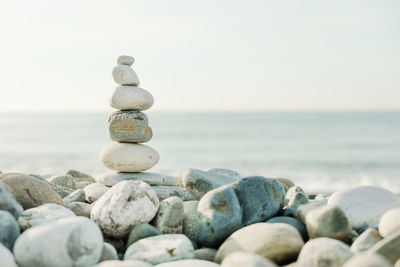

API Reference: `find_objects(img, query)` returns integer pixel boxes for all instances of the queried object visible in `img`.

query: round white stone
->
[91,180,159,238]
[328,186,400,228]
[124,234,194,265]
[18,203,75,231]
[112,65,140,86]
[14,216,103,267]
[117,55,135,66]
[379,207,400,237]
[109,86,154,111]
[100,143,159,172]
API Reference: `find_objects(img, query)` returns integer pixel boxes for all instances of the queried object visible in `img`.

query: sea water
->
[0,112,399,193]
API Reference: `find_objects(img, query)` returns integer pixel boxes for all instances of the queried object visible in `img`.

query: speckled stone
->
[14,216,103,267]
[112,65,140,86]
[66,169,96,183]
[215,223,304,264]
[0,181,23,219]
[0,211,20,250]
[297,238,352,267]
[108,110,152,143]
[153,196,184,234]
[182,168,240,200]
[91,181,159,238]
[124,234,195,264]
[18,203,75,230]
[0,173,63,209]
[328,186,400,229]
[109,86,154,111]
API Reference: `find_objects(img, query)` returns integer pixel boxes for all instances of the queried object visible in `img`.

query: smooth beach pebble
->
[266,216,308,241]
[99,242,119,262]
[126,223,161,248]
[83,182,109,203]
[305,205,351,241]
[369,229,400,264]
[66,201,91,217]
[153,196,184,234]
[47,175,77,191]
[350,228,383,253]
[124,234,195,264]
[109,86,154,111]
[91,180,159,238]
[0,243,18,267]
[14,216,103,267]
[342,252,392,267]
[18,203,75,230]
[95,260,153,267]
[112,65,140,85]
[327,185,400,229]
[63,188,86,205]
[108,110,152,143]
[0,173,63,209]
[117,55,135,66]
[296,237,352,267]
[204,168,241,179]
[66,169,96,183]
[0,211,20,251]
[378,207,400,237]
[215,223,304,264]
[100,143,159,172]
[193,248,217,262]
[182,168,240,200]
[154,259,220,267]
[221,251,278,267]
[182,200,200,242]
[0,181,23,219]
[97,172,177,187]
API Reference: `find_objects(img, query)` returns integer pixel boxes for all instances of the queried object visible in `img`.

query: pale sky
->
[0,0,399,112]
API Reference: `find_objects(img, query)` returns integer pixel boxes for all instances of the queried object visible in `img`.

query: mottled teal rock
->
[66,169,96,183]
[126,223,161,248]
[182,168,240,200]
[305,205,351,241]
[0,181,23,219]
[97,172,177,187]
[108,110,152,143]
[152,196,184,234]
[182,201,200,243]
[369,229,400,264]
[267,216,308,241]
[233,176,285,225]
[195,184,242,247]
[0,211,20,251]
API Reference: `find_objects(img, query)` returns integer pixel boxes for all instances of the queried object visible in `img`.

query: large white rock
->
[328,186,400,228]
[91,180,159,238]
[109,86,154,111]
[124,234,195,265]
[379,207,400,237]
[18,203,75,230]
[0,243,18,267]
[14,216,103,267]
[97,172,177,187]
[100,143,159,172]
[112,65,140,85]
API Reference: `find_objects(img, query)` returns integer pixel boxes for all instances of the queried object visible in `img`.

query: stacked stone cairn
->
[0,57,399,266]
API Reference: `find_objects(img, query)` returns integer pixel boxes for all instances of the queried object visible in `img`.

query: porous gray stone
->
[109,110,152,143]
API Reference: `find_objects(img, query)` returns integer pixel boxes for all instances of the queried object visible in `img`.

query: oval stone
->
[108,111,152,143]
[14,216,103,267]
[379,207,400,237]
[112,65,140,85]
[215,223,304,264]
[91,180,159,238]
[100,143,159,172]
[328,186,400,229]
[0,173,63,209]
[0,243,18,267]
[109,86,154,111]
[117,55,135,66]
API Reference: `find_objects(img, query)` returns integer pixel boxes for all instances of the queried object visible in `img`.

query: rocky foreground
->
[0,169,399,267]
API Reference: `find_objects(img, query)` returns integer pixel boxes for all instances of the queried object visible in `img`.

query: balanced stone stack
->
[100,55,160,177]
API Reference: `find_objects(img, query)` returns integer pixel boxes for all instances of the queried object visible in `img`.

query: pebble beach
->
[0,56,399,267]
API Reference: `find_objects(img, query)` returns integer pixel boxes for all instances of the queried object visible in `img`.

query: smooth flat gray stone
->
[97,172,177,187]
